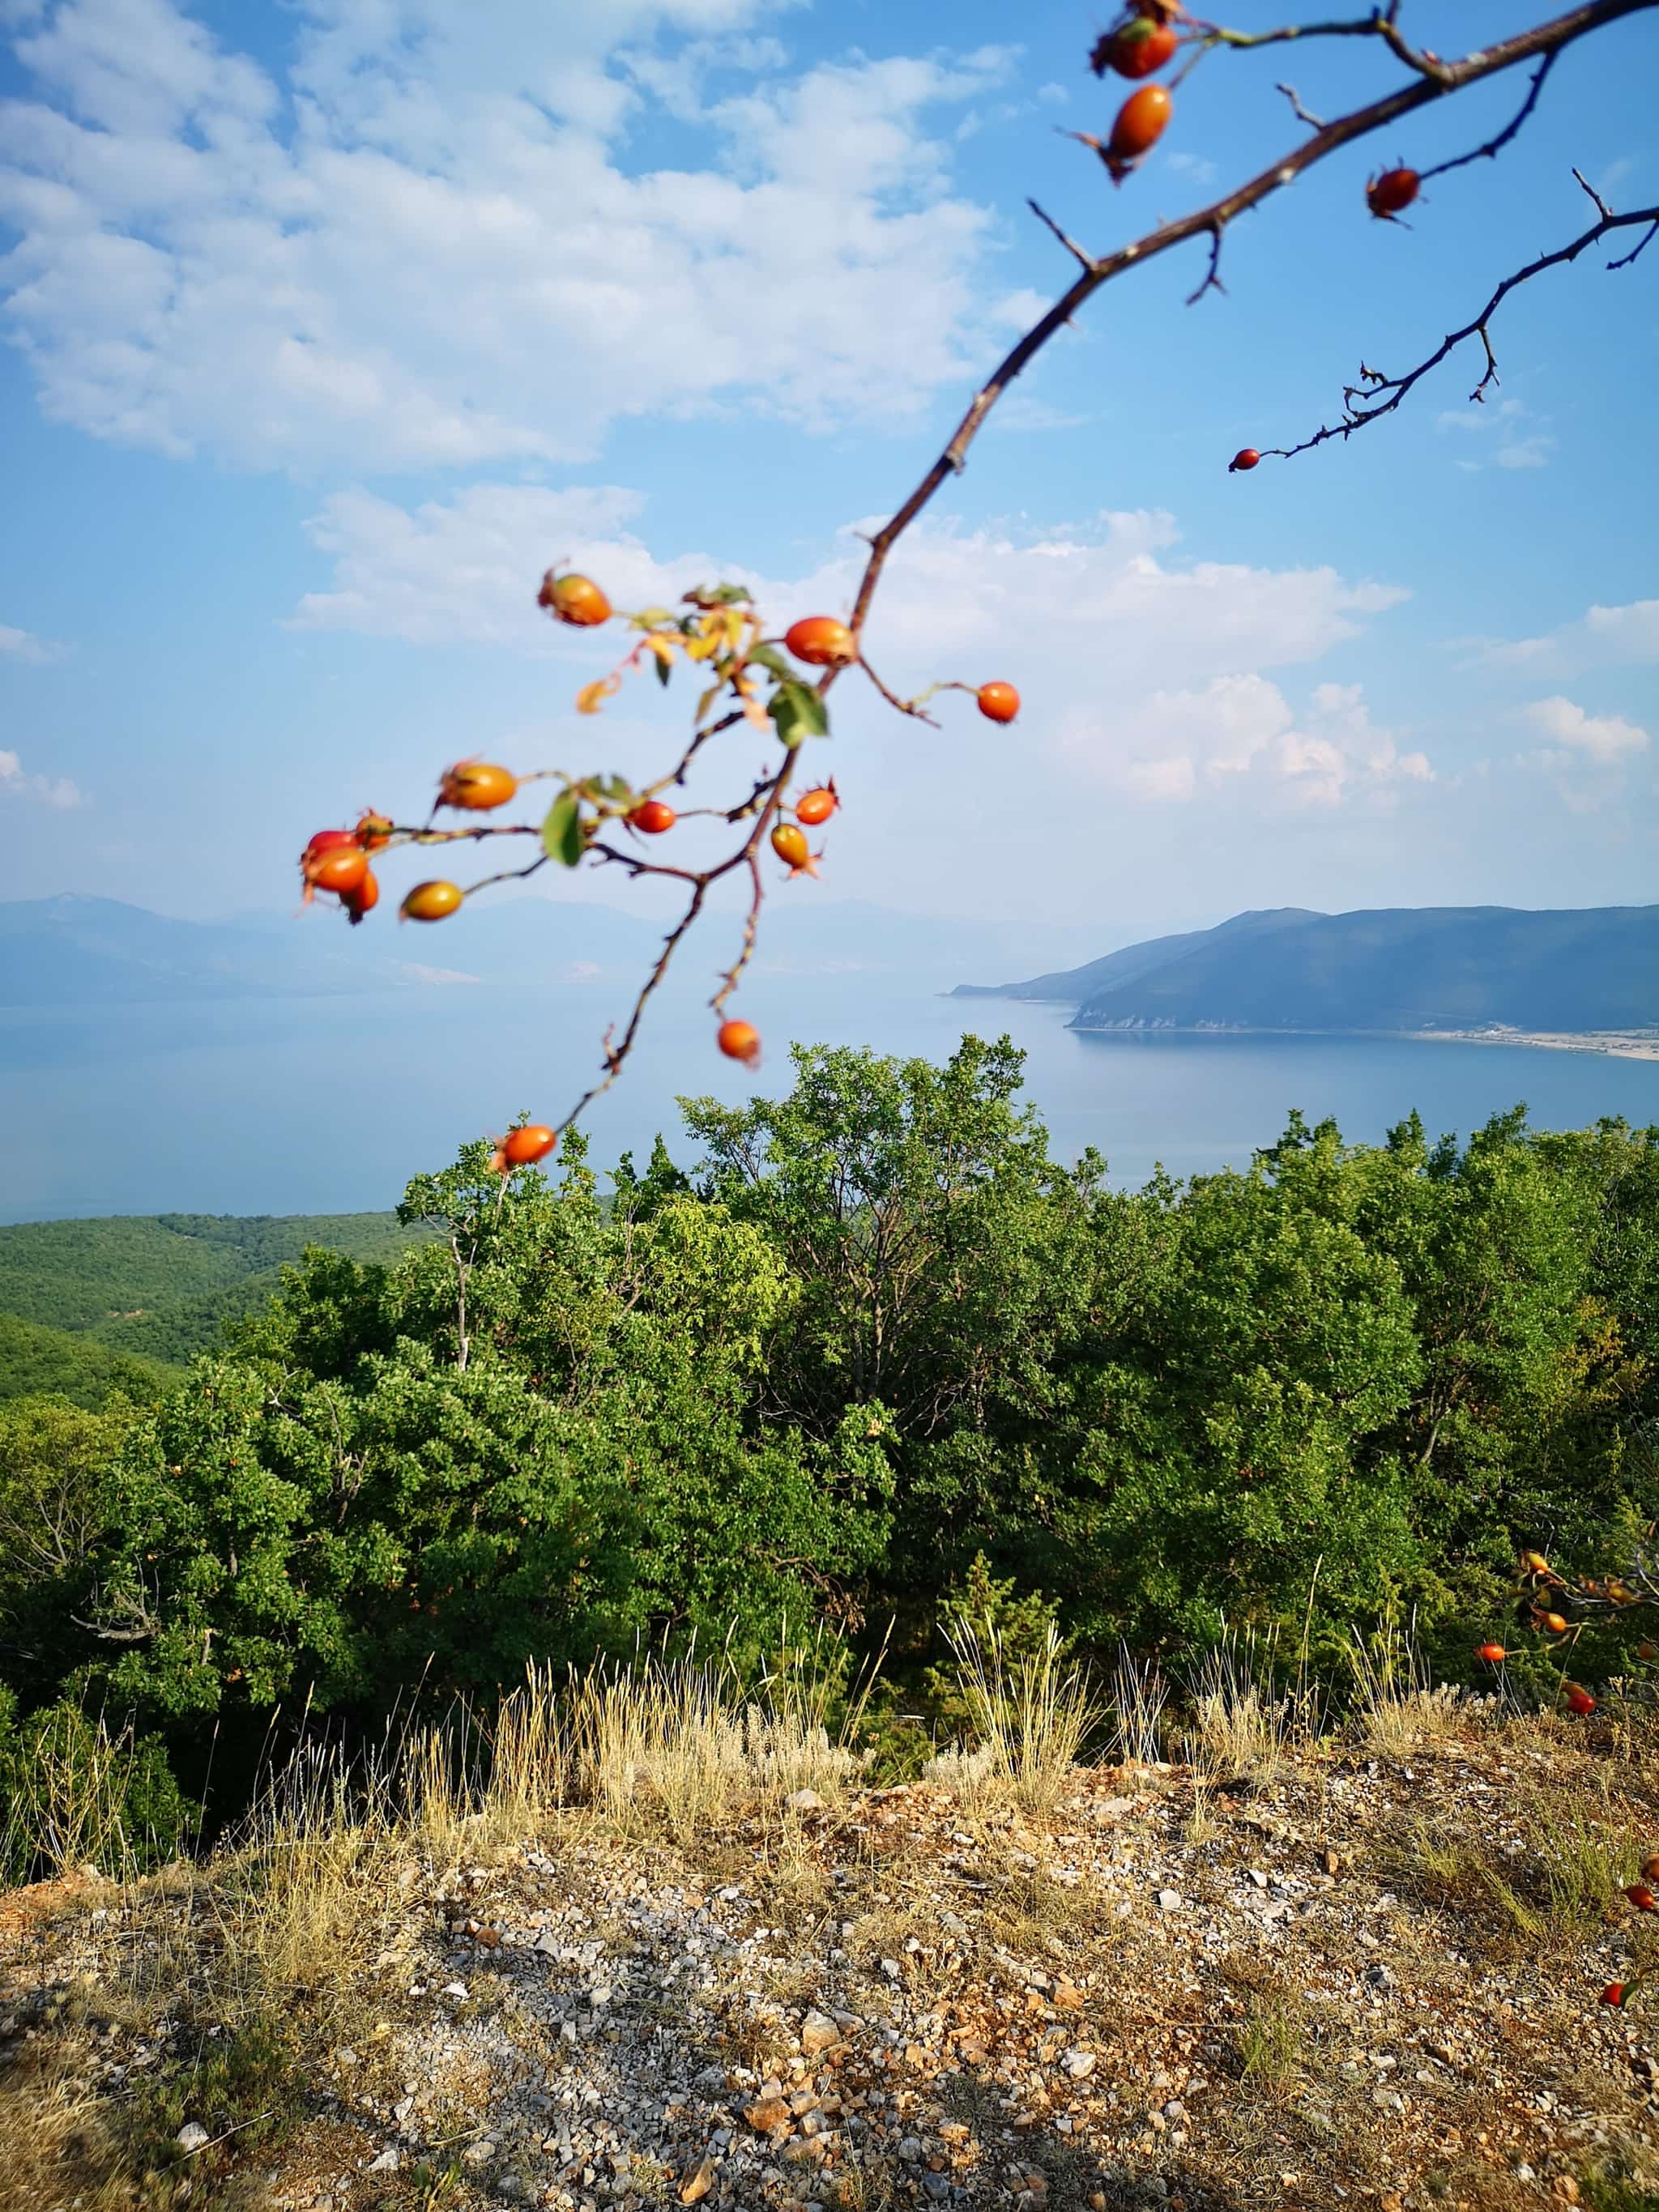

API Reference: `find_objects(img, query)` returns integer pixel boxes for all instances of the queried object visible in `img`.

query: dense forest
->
[3,1037,1657,1869]
[0,1208,429,1386]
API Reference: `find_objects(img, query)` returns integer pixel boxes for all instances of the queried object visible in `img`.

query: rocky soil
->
[5,1727,1659,2212]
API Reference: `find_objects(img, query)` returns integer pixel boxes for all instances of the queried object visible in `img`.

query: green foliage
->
[0,1311,177,1408]
[80,1129,890,1720]
[2,1042,1658,1856]
[921,1552,1068,1741]
[129,2014,307,2169]
[0,1208,430,1362]
[0,1687,194,1882]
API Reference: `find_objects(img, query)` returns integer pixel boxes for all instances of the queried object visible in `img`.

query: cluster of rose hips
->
[1081,5,1181,183]
[298,569,1021,1116]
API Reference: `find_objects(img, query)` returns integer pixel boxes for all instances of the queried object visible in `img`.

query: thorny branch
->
[836,0,1656,652]
[1418,50,1559,179]
[363,0,1658,1143]
[1265,189,1659,458]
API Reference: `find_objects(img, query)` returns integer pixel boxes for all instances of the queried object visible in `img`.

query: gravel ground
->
[5,1728,1659,2211]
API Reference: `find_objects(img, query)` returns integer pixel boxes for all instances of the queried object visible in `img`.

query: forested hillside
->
[2,1038,1657,1866]
[0,1208,429,1383]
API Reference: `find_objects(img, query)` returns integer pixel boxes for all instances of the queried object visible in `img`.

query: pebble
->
[175,2122,209,2154]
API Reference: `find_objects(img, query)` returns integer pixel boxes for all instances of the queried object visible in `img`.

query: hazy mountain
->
[956,906,1659,1034]
[0,894,1107,1009]
[953,910,1316,1004]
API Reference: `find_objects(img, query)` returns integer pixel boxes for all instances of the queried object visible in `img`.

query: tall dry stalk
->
[939,1616,1098,1817]
[1346,1620,1465,1754]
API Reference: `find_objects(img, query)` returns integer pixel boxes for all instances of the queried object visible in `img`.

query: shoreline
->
[1037,1016,1659,1060]
[1405,1026,1659,1061]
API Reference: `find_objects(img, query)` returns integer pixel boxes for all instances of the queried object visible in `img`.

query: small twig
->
[1185,219,1229,303]
[1573,163,1614,218]
[1420,50,1559,179]
[1276,80,1328,127]
[1027,197,1096,272]
[1470,324,1500,402]
[710,851,770,1018]
[856,655,941,726]
[1608,215,1658,268]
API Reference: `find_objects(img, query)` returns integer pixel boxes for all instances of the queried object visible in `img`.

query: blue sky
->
[2,0,1656,944]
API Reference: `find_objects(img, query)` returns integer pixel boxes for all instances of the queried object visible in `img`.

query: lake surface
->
[3,974,1658,1221]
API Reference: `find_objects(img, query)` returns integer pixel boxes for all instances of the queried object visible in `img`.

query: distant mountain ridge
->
[956,906,1659,1035]
[0,894,1106,1009]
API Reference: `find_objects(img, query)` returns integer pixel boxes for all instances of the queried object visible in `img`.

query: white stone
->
[175,2122,209,2154]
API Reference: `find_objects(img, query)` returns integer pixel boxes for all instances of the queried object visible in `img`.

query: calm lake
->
[3,974,1658,1221]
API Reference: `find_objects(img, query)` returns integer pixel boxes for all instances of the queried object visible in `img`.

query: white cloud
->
[286,480,1416,826]
[1089,674,1431,810]
[1525,694,1650,764]
[288,480,1405,667]
[0,0,1021,470]
[1469,597,1659,676]
[0,747,83,804]
[1518,694,1650,813]
[0,621,65,663]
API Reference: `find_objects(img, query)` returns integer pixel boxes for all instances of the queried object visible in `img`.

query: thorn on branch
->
[1275,81,1327,129]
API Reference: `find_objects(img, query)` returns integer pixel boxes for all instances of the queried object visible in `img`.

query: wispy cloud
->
[1465,597,1659,676]
[0,748,83,806]
[1434,394,1552,472]
[0,623,66,665]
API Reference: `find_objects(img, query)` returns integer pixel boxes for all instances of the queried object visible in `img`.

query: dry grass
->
[1346,1621,1471,1754]
[1183,1626,1311,1784]
[1106,1643,1167,1767]
[0,1705,166,1886]
[931,1617,1100,1818]
[0,2034,122,2212]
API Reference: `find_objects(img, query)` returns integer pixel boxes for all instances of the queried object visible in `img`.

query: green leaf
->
[770,680,830,747]
[747,642,795,683]
[541,792,585,868]
[655,650,672,688]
